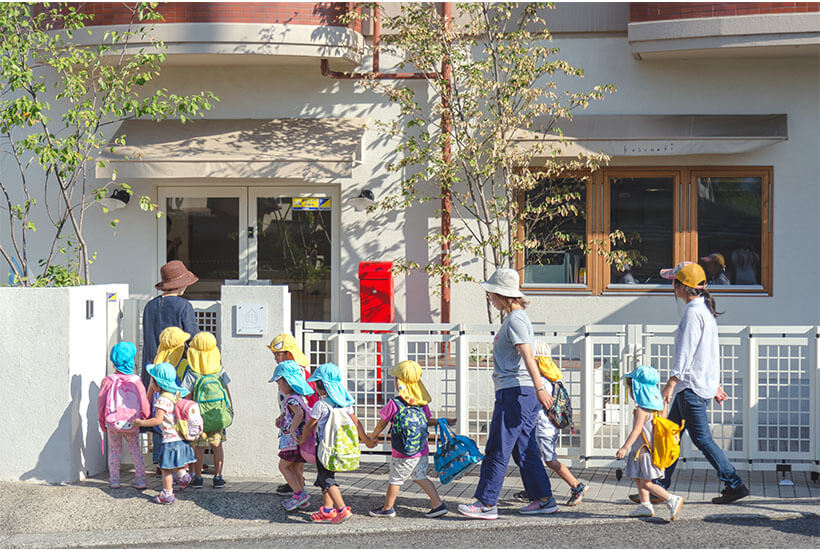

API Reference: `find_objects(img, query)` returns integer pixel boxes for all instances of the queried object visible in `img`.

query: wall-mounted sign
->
[293,197,331,211]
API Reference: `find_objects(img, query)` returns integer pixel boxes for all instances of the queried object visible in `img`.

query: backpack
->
[317,401,360,471]
[281,395,316,464]
[103,376,143,432]
[390,398,428,456]
[547,380,575,433]
[192,372,233,433]
[640,413,685,470]
[173,397,204,441]
[433,418,483,485]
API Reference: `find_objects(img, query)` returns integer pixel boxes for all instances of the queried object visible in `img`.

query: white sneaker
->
[666,494,684,521]
[457,501,498,520]
[630,503,654,517]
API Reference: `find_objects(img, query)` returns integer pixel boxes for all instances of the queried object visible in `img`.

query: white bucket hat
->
[480,268,525,298]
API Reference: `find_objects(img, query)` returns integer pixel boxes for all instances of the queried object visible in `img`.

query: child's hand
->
[275,414,283,428]
[446,418,457,426]
[364,436,377,449]
[132,419,142,428]
[615,446,628,460]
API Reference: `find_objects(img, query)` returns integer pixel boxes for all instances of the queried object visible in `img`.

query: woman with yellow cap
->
[365,360,455,519]
[180,332,233,489]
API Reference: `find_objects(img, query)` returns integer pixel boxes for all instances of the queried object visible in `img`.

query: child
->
[365,360,451,518]
[270,360,315,511]
[97,342,150,489]
[515,341,589,506]
[133,362,196,504]
[150,327,191,473]
[269,333,317,496]
[615,365,684,520]
[298,362,371,524]
[182,331,233,489]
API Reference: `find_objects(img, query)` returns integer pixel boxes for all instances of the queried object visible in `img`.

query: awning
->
[516,114,787,157]
[97,118,367,180]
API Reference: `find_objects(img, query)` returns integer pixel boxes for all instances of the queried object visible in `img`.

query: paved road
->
[154,514,819,549]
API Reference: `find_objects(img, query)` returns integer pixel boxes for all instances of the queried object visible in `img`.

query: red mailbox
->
[359,261,395,323]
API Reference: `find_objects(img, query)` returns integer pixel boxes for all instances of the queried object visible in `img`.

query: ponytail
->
[674,280,723,317]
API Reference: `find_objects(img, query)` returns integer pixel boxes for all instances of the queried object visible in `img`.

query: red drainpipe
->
[321,2,454,324]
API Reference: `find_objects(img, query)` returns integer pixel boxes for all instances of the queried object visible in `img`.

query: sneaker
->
[131,477,147,490]
[629,493,664,505]
[331,506,353,524]
[630,503,654,517]
[283,491,310,511]
[177,473,192,491]
[666,495,684,521]
[567,482,589,506]
[519,496,558,515]
[275,483,294,496]
[425,504,448,518]
[190,476,204,489]
[152,491,176,505]
[213,475,226,489]
[457,501,498,520]
[514,490,530,502]
[108,479,120,489]
[711,484,749,504]
[369,507,396,518]
[311,506,338,522]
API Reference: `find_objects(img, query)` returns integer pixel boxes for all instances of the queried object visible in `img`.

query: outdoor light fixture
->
[98,188,131,211]
[349,189,376,212]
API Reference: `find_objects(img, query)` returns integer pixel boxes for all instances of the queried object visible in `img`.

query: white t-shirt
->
[309,399,353,443]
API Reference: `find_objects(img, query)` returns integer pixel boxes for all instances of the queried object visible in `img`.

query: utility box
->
[359,261,394,323]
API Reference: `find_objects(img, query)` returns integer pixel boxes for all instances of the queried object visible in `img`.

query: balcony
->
[628,2,820,59]
[59,2,364,66]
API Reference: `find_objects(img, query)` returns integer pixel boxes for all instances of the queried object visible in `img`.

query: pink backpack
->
[289,395,316,464]
[103,377,143,432]
[174,397,204,441]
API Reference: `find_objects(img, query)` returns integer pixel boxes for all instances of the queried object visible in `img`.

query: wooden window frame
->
[516,166,773,296]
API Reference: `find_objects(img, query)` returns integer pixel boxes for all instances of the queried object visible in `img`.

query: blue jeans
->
[474,386,553,506]
[657,389,743,490]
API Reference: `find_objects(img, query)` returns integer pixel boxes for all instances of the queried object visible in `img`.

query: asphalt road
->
[152,513,820,549]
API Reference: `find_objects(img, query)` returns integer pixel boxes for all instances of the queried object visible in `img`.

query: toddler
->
[366,360,451,518]
[616,365,684,520]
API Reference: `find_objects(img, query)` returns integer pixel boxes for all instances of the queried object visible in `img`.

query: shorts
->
[279,449,306,463]
[194,430,226,448]
[388,455,429,486]
[314,460,338,492]
[534,410,558,463]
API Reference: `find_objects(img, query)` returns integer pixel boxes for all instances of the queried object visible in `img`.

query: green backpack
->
[192,372,233,433]
[317,401,360,472]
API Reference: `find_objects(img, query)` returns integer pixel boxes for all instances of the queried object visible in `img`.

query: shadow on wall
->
[85,381,104,478]
[20,375,82,483]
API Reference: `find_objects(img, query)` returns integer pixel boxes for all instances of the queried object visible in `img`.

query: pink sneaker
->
[131,476,147,490]
[177,473,192,491]
[283,491,310,511]
[152,490,176,504]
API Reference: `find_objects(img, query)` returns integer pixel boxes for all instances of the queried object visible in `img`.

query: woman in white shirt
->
[653,262,749,505]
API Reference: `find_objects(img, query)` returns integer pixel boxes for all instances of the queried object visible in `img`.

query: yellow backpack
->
[639,413,685,470]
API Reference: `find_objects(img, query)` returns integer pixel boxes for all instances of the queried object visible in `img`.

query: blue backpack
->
[390,398,428,456]
[433,418,484,485]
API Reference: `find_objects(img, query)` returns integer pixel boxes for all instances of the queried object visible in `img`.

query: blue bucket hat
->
[307,362,354,407]
[624,365,664,411]
[145,362,189,396]
[269,360,315,397]
[110,342,137,375]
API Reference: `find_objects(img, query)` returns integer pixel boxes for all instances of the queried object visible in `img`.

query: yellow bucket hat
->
[268,333,309,367]
[535,340,562,382]
[187,331,222,376]
[387,360,432,406]
[154,327,190,379]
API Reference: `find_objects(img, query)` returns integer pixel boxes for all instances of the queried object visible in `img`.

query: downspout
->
[321,2,454,324]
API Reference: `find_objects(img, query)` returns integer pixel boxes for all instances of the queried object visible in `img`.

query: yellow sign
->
[292,197,331,211]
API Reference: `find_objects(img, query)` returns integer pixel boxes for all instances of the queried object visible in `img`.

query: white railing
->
[296,321,820,471]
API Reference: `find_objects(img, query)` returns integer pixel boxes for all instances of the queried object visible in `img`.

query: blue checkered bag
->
[433,418,483,485]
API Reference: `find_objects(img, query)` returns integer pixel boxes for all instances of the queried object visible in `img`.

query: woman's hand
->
[615,446,628,460]
[661,380,676,404]
[714,385,728,405]
[536,387,553,410]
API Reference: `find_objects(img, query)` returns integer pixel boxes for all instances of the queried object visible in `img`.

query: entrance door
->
[250,187,339,323]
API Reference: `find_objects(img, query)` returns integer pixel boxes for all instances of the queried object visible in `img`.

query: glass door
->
[249,187,338,322]
[158,187,248,300]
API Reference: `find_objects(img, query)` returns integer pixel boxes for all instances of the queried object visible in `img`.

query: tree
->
[0,2,216,286]
[353,3,618,321]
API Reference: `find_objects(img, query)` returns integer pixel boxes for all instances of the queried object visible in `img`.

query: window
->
[519,167,772,295]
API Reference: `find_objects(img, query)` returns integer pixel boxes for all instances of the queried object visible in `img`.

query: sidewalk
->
[2,462,818,548]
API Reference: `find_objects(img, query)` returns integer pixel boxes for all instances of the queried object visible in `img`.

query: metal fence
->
[296,321,820,471]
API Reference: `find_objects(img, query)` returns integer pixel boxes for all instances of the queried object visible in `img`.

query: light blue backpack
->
[433,419,483,485]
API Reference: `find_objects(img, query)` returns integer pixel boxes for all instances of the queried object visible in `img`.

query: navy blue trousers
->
[474,386,553,506]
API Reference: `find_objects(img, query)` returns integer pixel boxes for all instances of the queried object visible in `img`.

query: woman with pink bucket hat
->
[458,268,557,520]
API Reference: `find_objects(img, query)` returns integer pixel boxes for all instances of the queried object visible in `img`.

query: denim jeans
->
[657,389,743,490]
[474,386,553,506]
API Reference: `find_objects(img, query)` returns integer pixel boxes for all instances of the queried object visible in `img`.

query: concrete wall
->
[0,285,128,483]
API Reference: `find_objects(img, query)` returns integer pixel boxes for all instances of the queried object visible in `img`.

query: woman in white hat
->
[457,268,558,520]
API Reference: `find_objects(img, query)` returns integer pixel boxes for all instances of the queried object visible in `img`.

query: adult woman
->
[457,268,557,519]
[651,262,748,504]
